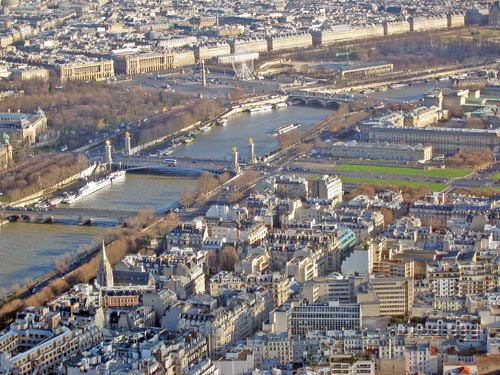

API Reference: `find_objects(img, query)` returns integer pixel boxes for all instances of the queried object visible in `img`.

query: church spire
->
[102,240,108,263]
[97,240,114,288]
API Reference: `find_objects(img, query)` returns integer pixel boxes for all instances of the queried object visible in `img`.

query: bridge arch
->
[324,100,340,109]
[306,98,326,107]
[290,97,307,105]
[122,165,224,177]
[7,214,31,222]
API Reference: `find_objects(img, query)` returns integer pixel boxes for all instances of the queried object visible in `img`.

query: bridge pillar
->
[248,138,256,164]
[232,146,240,174]
[105,140,112,169]
[124,132,132,156]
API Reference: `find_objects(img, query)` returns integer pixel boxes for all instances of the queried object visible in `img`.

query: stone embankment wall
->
[8,163,97,208]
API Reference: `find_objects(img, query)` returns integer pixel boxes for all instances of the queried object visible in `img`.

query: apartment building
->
[10,67,49,81]
[404,342,438,375]
[266,32,313,52]
[158,36,197,49]
[286,255,318,282]
[167,291,272,359]
[290,301,361,337]
[403,106,440,127]
[301,275,362,304]
[172,49,196,67]
[195,42,231,61]
[309,174,343,202]
[231,37,268,54]
[410,16,449,32]
[423,315,484,342]
[0,311,102,375]
[357,276,414,317]
[372,259,415,279]
[275,175,309,199]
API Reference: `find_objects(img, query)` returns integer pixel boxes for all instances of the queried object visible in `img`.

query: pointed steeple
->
[97,240,114,288]
[102,240,107,263]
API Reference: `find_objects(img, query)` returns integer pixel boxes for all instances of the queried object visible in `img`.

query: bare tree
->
[379,208,394,228]
[197,172,219,196]
[180,186,197,208]
[219,245,239,271]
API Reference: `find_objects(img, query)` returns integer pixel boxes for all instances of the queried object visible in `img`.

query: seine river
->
[0,80,449,291]
[0,106,334,290]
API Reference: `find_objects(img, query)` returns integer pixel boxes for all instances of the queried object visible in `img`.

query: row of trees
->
[0,209,181,326]
[446,149,494,168]
[1,80,229,166]
[0,81,176,136]
[0,81,225,153]
[180,171,232,208]
[136,98,224,146]
[0,153,88,201]
[347,183,431,204]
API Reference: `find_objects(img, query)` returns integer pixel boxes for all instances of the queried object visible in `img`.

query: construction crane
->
[336,49,352,64]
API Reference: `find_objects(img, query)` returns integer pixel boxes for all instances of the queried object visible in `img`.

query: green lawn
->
[334,164,471,178]
[492,172,500,180]
[340,176,447,192]
[461,187,500,193]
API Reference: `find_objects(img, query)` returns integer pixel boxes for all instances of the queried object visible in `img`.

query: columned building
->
[54,60,114,82]
[113,52,175,75]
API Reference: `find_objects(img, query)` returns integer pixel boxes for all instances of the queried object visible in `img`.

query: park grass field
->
[340,176,447,192]
[491,172,500,180]
[334,164,471,178]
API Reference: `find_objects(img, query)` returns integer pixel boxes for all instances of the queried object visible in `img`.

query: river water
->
[0,81,449,290]
[172,106,333,160]
[0,106,334,290]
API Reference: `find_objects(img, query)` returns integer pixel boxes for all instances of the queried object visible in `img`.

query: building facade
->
[326,141,432,162]
[310,174,343,201]
[113,52,174,75]
[54,60,114,82]
[0,108,47,144]
[290,301,361,336]
[367,126,500,154]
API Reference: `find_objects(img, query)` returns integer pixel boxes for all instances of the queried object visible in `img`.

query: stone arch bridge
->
[288,91,355,107]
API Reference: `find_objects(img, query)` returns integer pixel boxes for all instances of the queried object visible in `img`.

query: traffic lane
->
[451,178,494,189]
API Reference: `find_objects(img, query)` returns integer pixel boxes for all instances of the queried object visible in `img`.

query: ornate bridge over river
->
[114,155,234,176]
[3,207,137,224]
[288,90,355,107]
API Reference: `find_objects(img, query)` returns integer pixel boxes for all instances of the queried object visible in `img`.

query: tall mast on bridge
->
[248,138,256,165]
[124,132,131,156]
[232,146,240,174]
[105,140,112,170]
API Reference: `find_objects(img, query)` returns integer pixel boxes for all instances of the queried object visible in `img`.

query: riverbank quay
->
[5,163,98,208]
[317,62,498,94]
[0,124,259,326]
[0,93,333,323]
[0,208,182,327]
